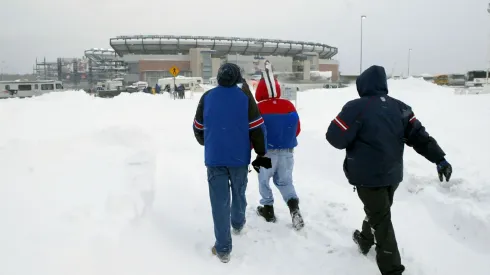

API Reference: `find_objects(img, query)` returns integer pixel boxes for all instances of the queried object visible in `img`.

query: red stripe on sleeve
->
[333,116,349,131]
[409,114,417,123]
[194,119,204,130]
[249,117,264,129]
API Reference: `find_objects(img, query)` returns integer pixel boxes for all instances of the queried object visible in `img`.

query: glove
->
[437,159,452,182]
[251,155,272,173]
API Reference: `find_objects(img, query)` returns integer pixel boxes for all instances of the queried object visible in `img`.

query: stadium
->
[32,35,340,89]
[109,35,339,86]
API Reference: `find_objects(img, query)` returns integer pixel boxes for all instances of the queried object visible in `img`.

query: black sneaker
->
[352,230,374,255]
[287,198,305,230]
[257,205,277,222]
[211,246,230,263]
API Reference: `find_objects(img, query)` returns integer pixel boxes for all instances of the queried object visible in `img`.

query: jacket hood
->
[255,78,281,101]
[356,65,389,97]
[254,60,281,101]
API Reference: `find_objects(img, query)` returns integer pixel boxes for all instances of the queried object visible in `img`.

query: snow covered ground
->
[0,78,489,275]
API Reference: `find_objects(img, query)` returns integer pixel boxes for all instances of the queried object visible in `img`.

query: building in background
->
[32,35,340,88]
[109,35,339,86]
[34,57,90,89]
[34,58,58,80]
[84,48,127,86]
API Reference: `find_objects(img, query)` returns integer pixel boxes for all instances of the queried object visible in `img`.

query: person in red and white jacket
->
[252,60,304,230]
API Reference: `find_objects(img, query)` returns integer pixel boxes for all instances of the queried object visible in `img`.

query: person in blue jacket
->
[326,65,452,275]
[193,63,271,263]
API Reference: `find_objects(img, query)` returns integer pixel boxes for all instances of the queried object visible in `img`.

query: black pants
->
[356,184,405,275]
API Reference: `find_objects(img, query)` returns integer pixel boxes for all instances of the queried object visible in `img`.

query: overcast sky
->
[0,0,488,75]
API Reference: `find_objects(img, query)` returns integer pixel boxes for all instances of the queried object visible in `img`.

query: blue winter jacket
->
[326,65,446,187]
[193,85,267,167]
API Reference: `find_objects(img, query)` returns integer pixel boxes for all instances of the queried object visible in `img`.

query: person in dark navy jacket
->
[193,63,271,263]
[253,61,304,230]
[326,65,452,275]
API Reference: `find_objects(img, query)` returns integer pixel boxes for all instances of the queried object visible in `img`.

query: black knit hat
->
[217,63,242,87]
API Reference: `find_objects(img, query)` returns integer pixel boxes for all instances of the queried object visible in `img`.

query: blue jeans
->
[207,166,248,256]
[258,149,298,205]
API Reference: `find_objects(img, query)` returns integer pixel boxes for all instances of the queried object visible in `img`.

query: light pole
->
[487,2,490,83]
[407,48,412,77]
[360,15,367,74]
[0,61,5,81]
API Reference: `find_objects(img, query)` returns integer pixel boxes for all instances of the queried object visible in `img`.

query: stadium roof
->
[109,35,338,59]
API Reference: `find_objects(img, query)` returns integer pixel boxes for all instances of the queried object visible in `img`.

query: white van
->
[157,76,203,91]
[0,80,63,98]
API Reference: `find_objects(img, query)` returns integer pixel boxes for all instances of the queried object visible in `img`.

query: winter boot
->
[232,224,244,235]
[352,230,375,255]
[231,219,245,235]
[211,246,230,263]
[287,198,304,230]
[232,227,242,235]
[256,205,277,222]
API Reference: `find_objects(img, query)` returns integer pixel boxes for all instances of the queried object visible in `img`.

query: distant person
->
[178,84,185,99]
[155,83,161,94]
[253,61,304,230]
[325,65,452,275]
[192,63,271,263]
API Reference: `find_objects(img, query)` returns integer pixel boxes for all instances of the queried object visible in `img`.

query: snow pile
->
[0,82,489,275]
[387,76,451,93]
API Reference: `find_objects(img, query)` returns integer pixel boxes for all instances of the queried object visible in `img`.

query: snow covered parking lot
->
[0,78,488,275]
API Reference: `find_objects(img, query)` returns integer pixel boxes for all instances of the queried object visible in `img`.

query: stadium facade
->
[33,35,340,88]
[109,35,339,86]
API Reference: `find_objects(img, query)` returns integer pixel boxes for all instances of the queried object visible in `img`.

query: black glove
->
[437,159,452,182]
[251,155,272,173]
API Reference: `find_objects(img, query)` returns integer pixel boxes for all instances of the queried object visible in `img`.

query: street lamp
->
[487,2,490,83]
[0,61,5,81]
[407,48,412,77]
[360,15,367,74]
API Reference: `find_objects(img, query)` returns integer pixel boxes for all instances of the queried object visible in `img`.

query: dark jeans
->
[357,184,405,275]
[207,166,248,256]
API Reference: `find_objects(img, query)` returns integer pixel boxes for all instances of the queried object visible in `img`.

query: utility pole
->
[44,57,47,80]
[0,60,4,81]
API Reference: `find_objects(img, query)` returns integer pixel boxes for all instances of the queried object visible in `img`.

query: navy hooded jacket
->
[326,65,446,187]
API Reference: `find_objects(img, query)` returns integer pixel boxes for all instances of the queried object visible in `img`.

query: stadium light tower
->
[360,15,367,74]
[407,48,412,77]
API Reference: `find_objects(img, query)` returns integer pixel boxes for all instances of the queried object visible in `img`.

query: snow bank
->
[0,81,489,275]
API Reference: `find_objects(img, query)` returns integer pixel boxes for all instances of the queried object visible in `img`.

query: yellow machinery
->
[434,75,449,86]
